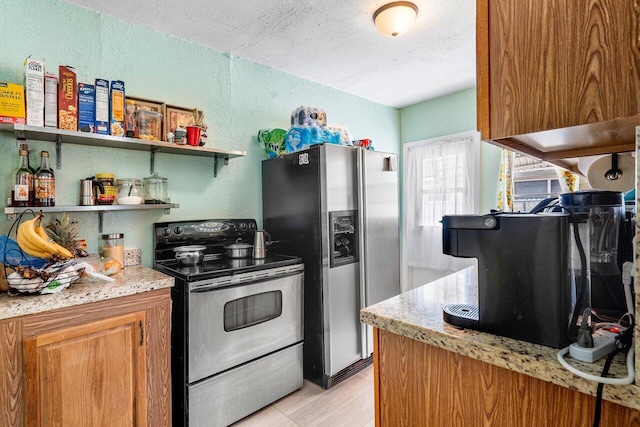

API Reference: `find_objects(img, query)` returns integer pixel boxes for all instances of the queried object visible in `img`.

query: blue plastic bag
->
[0,235,48,268]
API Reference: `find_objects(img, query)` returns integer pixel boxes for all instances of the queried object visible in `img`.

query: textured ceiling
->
[63,0,476,108]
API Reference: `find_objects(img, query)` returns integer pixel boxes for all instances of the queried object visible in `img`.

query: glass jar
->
[115,178,143,205]
[99,233,124,269]
[96,173,116,205]
[143,172,168,204]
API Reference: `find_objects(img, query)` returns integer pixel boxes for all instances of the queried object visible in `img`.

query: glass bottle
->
[35,151,55,207]
[11,149,32,207]
[21,143,36,205]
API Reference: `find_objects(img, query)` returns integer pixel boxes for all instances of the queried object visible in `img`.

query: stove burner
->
[153,219,301,282]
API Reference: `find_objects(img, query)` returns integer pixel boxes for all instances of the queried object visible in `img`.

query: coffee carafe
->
[560,191,627,322]
[252,230,270,259]
[79,177,96,206]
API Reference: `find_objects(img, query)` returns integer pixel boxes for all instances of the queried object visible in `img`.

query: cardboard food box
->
[78,83,95,132]
[109,80,125,137]
[58,65,77,130]
[44,73,57,127]
[95,78,109,134]
[24,57,44,127]
[0,82,26,124]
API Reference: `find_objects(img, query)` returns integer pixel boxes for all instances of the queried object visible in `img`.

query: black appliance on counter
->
[442,191,634,349]
[153,219,304,427]
[442,212,573,348]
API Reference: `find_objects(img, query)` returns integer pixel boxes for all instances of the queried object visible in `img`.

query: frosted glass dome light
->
[373,2,419,38]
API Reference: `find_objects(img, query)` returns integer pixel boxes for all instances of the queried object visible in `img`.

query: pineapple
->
[46,214,85,257]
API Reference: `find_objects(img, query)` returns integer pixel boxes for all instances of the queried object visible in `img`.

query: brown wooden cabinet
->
[477,0,640,169]
[0,289,171,427]
[372,328,640,427]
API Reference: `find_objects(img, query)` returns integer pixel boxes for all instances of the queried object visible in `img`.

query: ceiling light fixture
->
[373,1,419,38]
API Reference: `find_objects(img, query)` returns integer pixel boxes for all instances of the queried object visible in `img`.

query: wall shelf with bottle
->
[4,204,179,233]
[0,123,247,177]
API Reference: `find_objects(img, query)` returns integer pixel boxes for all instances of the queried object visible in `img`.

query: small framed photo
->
[127,96,163,114]
[165,105,202,135]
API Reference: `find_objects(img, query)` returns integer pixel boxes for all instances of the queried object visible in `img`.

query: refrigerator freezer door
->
[359,149,400,356]
[324,145,362,375]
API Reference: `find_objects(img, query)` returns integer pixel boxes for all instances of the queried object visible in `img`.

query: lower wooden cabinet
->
[0,289,171,427]
[373,328,640,427]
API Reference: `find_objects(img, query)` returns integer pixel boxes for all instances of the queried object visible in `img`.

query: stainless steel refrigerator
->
[262,143,400,388]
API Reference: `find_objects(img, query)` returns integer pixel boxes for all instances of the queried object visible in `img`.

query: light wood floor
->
[232,365,374,427]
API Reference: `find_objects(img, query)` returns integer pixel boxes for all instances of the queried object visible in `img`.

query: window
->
[402,131,480,288]
[511,153,574,212]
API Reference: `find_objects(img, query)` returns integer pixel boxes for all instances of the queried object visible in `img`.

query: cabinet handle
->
[139,320,144,346]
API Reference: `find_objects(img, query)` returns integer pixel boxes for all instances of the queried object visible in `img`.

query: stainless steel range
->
[153,219,304,427]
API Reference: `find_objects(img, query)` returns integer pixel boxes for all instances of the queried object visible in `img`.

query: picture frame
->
[125,96,165,141]
[126,96,163,114]
[165,105,202,136]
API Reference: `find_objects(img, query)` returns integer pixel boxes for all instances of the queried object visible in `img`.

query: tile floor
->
[232,365,374,427]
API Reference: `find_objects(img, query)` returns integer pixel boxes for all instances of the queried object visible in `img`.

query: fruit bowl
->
[6,261,84,295]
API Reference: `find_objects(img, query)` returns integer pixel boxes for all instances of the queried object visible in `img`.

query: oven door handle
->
[189,269,304,293]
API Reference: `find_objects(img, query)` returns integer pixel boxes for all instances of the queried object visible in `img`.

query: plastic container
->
[143,172,168,204]
[96,173,115,205]
[135,110,163,141]
[115,178,143,205]
[99,233,125,269]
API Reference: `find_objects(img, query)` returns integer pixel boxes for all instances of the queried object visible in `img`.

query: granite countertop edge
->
[360,267,640,411]
[0,264,174,320]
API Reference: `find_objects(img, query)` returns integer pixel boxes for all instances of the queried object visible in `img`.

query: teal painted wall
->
[0,0,400,266]
[399,88,501,213]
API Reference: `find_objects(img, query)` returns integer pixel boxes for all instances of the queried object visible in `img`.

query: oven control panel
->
[154,219,258,245]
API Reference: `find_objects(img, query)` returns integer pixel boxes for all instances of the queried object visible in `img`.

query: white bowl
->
[117,196,143,205]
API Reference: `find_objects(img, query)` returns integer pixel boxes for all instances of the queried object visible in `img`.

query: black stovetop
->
[154,253,301,282]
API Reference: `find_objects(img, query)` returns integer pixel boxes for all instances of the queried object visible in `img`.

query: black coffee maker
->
[442,191,634,348]
[442,212,573,348]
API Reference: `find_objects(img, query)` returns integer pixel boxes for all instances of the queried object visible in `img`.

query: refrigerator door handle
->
[356,147,368,359]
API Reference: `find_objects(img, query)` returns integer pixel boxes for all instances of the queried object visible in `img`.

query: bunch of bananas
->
[17,215,74,260]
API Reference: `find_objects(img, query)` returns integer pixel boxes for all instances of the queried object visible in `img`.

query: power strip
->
[569,328,622,363]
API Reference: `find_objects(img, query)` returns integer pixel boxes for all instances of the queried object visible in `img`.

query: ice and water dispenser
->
[330,211,358,267]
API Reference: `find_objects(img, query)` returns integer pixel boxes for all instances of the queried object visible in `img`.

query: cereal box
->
[58,65,77,130]
[110,80,125,137]
[0,82,26,124]
[95,78,109,134]
[44,73,57,127]
[24,58,44,127]
[78,83,95,133]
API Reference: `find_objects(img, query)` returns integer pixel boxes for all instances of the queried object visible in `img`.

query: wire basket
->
[2,211,83,296]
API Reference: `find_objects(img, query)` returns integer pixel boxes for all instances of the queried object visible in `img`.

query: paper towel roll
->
[586,154,635,192]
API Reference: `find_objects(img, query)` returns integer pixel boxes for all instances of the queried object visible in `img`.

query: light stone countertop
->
[360,266,640,411]
[0,263,174,321]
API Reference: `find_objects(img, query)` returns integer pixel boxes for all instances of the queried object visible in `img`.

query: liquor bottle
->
[20,143,36,205]
[11,149,32,207]
[35,151,55,207]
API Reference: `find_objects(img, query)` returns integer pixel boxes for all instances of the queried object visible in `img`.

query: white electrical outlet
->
[569,327,623,363]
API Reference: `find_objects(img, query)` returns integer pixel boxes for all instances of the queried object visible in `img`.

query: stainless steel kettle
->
[79,178,96,206]
[252,230,270,259]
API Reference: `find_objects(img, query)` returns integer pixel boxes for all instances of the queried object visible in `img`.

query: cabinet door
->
[478,0,640,140]
[23,312,147,427]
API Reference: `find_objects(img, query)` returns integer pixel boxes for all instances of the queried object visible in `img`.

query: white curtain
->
[403,131,480,283]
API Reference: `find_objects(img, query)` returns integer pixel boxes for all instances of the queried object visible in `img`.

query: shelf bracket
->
[214,154,229,177]
[98,211,104,233]
[55,135,62,169]
[150,147,159,174]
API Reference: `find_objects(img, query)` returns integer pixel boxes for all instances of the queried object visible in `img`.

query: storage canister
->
[143,172,168,204]
[96,173,116,205]
[115,178,143,205]
[100,233,125,269]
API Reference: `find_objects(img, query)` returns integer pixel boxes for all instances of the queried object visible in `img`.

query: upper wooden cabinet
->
[477,0,640,170]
